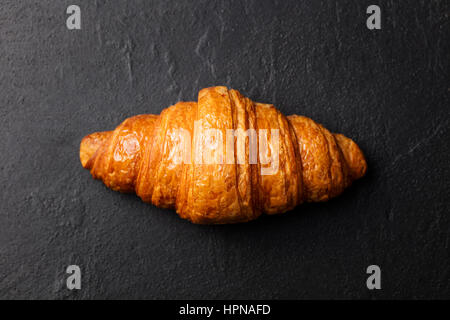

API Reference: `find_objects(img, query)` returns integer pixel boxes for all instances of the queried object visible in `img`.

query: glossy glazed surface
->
[80,86,367,224]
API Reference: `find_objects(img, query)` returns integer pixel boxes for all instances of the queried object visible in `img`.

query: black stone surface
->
[0,0,448,299]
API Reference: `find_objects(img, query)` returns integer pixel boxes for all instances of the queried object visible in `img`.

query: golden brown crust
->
[80,87,367,224]
[80,131,111,168]
[333,133,368,181]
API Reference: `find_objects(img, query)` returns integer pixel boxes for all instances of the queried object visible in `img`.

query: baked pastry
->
[80,86,367,224]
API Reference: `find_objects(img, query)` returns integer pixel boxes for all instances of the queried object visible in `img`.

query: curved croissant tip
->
[334,133,367,181]
[80,131,111,169]
[347,140,367,181]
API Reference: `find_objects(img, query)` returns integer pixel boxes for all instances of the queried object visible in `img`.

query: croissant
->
[80,86,367,224]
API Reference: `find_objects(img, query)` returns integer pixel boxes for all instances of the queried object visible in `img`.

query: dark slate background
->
[0,0,448,299]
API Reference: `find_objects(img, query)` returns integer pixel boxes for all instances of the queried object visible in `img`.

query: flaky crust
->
[80,87,367,224]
